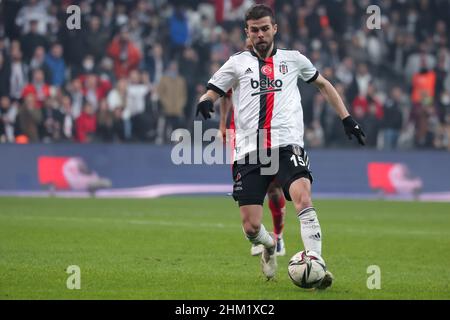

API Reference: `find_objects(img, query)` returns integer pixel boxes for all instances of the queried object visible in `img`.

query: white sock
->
[298,207,322,256]
[245,224,275,249]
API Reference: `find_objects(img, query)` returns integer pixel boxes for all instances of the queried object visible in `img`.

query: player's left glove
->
[196,99,214,120]
[342,115,366,146]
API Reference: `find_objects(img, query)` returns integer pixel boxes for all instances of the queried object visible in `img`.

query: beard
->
[254,40,272,57]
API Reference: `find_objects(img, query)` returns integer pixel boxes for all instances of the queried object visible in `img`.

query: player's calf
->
[244,225,277,279]
[244,224,276,250]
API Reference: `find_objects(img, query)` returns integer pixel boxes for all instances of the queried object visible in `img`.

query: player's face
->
[245,16,277,56]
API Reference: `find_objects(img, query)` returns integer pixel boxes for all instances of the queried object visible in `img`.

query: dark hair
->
[245,4,275,26]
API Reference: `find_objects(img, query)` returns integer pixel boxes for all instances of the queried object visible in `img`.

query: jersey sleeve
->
[296,52,319,83]
[207,57,237,97]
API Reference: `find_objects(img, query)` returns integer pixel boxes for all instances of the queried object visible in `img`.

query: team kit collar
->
[250,45,278,60]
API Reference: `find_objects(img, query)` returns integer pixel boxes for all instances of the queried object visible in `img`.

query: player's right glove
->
[342,115,366,145]
[196,99,214,120]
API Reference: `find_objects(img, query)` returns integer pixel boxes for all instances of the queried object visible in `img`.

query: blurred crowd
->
[0,0,449,150]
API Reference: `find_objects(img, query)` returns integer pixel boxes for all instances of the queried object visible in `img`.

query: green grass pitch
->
[0,197,449,300]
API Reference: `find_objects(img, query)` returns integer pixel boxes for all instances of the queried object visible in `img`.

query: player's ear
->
[273,23,278,35]
[245,27,249,39]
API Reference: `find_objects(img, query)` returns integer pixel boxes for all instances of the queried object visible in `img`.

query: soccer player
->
[196,4,365,287]
[219,92,286,257]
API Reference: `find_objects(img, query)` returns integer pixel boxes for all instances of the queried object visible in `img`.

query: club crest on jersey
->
[261,65,273,76]
[279,61,288,74]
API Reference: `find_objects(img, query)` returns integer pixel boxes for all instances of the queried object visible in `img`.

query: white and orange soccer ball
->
[288,250,327,288]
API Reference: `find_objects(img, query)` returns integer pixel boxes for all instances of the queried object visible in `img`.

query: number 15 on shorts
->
[290,154,306,167]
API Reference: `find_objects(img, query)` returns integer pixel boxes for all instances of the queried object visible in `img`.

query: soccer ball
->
[288,250,327,288]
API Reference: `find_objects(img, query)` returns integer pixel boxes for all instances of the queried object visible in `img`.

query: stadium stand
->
[0,0,449,150]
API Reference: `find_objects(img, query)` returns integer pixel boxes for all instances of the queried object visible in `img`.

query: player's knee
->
[242,221,260,237]
[292,193,312,213]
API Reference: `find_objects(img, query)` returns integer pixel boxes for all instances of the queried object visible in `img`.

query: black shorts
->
[232,145,313,206]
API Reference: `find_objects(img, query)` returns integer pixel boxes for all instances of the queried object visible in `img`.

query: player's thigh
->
[232,164,273,207]
[239,204,264,227]
[288,177,313,212]
[275,145,313,201]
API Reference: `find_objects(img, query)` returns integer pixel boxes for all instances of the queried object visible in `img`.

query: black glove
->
[196,99,214,120]
[342,115,366,146]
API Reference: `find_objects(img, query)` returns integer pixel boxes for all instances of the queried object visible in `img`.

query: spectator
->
[405,43,436,83]
[97,97,127,142]
[304,120,324,148]
[44,43,66,87]
[315,89,343,147]
[0,52,11,97]
[58,21,86,67]
[439,91,450,123]
[15,0,53,35]
[75,101,96,143]
[9,44,28,101]
[97,57,116,85]
[21,68,51,109]
[127,16,145,54]
[168,7,190,59]
[80,74,111,112]
[107,78,127,113]
[59,95,75,141]
[107,27,142,79]
[19,19,48,62]
[157,61,187,143]
[112,107,126,142]
[388,31,414,77]
[366,29,386,67]
[66,78,84,119]
[348,63,372,100]
[179,47,200,120]
[126,70,152,140]
[0,96,18,143]
[434,49,450,114]
[145,43,166,85]
[29,46,52,83]
[106,78,128,139]
[382,87,404,150]
[361,101,382,148]
[411,63,436,105]
[0,0,447,149]
[445,113,450,151]
[96,99,115,142]
[351,83,384,120]
[335,57,354,88]
[41,97,63,142]
[347,34,367,63]
[16,93,42,142]
[73,55,99,79]
[84,16,111,63]
[411,93,439,148]
[210,29,233,64]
